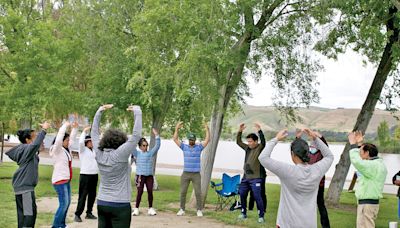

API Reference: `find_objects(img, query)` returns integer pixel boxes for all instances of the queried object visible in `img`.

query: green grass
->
[0,162,398,228]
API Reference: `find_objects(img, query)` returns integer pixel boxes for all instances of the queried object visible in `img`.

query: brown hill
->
[228,105,398,133]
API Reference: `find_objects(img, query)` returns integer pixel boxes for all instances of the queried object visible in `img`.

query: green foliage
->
[377,120,391,146]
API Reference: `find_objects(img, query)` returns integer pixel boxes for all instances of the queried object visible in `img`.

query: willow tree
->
[314,1,400,206]
[197,0,331,206]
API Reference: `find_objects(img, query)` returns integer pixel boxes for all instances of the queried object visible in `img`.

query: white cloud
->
[245,50,387,109]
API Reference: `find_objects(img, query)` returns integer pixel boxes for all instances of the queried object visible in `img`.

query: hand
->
[276,129,288,141]
[100,104,113,111]
[239,123,246,132]
[72,121,79,128]
[83,126,91,132]
[303,128,317,140]
[254,123,261,131]
[354,130,364,145]
[40,121,51,130]
[127,105,141,112]
[64,121,71,127]
[203,122,209,130]
[152,128,159,136]
[176,121,183,130]
[295,129,303,138]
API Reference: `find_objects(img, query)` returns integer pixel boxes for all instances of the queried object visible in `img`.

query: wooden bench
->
[71,150,79,159]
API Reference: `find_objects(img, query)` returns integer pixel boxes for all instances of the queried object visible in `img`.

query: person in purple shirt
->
[173,121,210,217]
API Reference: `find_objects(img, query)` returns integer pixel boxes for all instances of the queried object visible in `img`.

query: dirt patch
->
[37,196,239,228]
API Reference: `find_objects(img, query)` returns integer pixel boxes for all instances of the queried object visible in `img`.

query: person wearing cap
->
[304,131,330,228]
[173,121,210,217]
[6,121,50,228]
[348,131,387,228]
[258,128,334,228]
[236,123,266,223]
[74,126,99,222]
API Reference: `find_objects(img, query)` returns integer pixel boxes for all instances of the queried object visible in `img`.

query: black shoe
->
[86,213,97,219]
[74,215,82,222]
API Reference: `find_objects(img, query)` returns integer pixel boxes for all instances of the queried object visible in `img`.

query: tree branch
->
[391,0,400,10]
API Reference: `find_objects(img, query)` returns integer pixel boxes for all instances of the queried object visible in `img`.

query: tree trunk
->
[326,6,399,206]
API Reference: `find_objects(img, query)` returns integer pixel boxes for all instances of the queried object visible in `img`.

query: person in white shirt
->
[74,127,99,222]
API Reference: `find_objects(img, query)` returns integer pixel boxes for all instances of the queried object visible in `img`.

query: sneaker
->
[85,213,97,220]
[176,209,185,216]
[74,215,82,222]
[237,213,247,220]
[197,210,203,217]
[148,208,157,216]
[258,217,265,223]
[132,208,140,216]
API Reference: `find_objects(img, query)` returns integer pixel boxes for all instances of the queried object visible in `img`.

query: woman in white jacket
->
[49,121,78,228]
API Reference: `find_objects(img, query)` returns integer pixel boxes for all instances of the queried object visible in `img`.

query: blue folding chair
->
[210,173,241,211]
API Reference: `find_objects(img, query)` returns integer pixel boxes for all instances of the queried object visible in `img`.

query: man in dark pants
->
[236,123,266,223]
[306,131,330,228]
[248,177,266,212]
[74,127,98,222]
[6,122,50,228]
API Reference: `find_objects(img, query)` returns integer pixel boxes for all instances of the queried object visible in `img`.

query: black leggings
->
[98,204,131,228]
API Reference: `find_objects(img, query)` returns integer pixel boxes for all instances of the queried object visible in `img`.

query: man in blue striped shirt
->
[173,121,210,217]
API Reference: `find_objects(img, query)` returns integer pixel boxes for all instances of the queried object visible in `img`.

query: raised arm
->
[255,123,265,148]
[202,123,210,148]
[258,129,295,179]
[24,122,50,160]
[79,127,90,154]
[173,121,183,147]
[348,131,375,178]
[236,123,247,149]
[50,121,70,156]
[112,105,142,161]
[148,128,161,157]
[91,104,113,153]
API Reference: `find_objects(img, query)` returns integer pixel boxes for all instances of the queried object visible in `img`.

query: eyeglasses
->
[141,144,149,147]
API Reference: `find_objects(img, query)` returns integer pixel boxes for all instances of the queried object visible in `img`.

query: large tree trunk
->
[326,6,399,206]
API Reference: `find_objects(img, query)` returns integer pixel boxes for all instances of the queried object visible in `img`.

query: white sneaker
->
[176,209,185,216]
[148,207,157,216]
[132,208,139,216]
[197,210,203,217]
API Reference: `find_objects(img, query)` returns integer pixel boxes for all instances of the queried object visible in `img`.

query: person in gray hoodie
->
[91,104,142,228]
[6,121,50,228]
[258,128,334,228]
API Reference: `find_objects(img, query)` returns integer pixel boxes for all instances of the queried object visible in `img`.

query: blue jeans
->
[239,178,265,218]
[52,182,71,228]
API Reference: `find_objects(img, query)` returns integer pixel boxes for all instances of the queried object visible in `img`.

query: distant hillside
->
[227,105,399,134]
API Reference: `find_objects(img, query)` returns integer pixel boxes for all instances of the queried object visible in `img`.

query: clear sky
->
[245,50,389,109]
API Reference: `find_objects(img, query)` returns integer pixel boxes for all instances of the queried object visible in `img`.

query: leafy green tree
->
[377,121,391,146]
[316,0,400,205]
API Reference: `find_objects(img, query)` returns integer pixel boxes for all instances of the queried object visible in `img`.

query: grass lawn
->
[0,162,398,227]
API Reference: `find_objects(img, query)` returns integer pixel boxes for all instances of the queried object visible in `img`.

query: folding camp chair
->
[210,173,241,211]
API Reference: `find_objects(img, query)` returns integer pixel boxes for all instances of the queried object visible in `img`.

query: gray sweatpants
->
[180,171,202,210]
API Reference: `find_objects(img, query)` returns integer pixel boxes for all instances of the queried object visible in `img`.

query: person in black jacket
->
[6,121,50,228]
[393,171,400,219]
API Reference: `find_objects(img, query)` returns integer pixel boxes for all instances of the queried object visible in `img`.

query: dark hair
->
[17,129,34,144]
[51,132,70,145]
[246,133,259,141]
[291,138,310,162]
[138,138,147,147]
[84,136,92,147]
[362,143,378,157]
[99,129,127,150]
